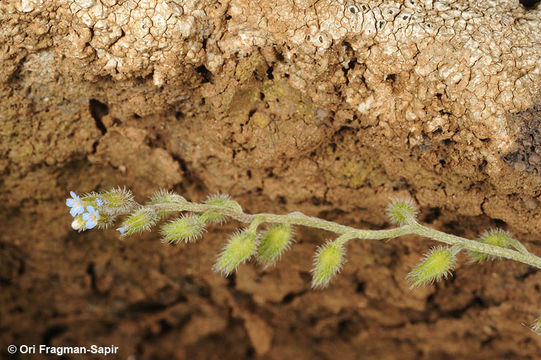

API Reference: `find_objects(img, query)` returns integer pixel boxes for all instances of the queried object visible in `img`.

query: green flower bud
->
[149,189,187,205]
[117,207,158,237]
[386,198,418,225]
[149,190,187,218]
[96,211,117,230]
[257,224,293,268]
[160,215,206,244]
[79,192,102,208]
[214,229,258,275]
[469,229,514,262]
[532,315,541,335]
[200,194,242,224]
[90,187,136,215]
[311,240,345,289]
[407,246,456,288]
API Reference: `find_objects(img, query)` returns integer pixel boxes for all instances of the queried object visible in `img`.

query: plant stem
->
[149,201,541,269]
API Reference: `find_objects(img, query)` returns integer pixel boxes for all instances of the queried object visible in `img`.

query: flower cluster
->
[65,188,135,231]
[66,191,101,231]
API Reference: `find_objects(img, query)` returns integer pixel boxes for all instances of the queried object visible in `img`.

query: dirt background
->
[2,0,541,359]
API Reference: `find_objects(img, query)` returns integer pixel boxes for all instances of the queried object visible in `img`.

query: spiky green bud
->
[79,193,102,209]
[160,215,206,244]
[96,211,117,230]
[311,240,345,289]
[148,189,187,218]
[87,187,135,215]
[214,230,258,275]
[386,198,418,225]
[117,207,158,237]
[407,246,456,288]
[257,224,293,268]
[469,229,514,262]
[532,315,541,335]
[200,194,242,224]
[149,189,186,205]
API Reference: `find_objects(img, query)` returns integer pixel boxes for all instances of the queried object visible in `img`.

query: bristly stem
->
[148,201,541,269]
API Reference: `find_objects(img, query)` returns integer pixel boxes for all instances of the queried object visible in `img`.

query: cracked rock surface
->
[1,0,541,358]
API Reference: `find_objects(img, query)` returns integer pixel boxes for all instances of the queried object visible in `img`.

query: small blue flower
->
[66,191,84,217]
[116,226,127,235]
[96,198,104,206]
[82,205,99,229]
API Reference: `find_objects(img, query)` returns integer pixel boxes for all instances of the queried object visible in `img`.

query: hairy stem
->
[148,201,541,269]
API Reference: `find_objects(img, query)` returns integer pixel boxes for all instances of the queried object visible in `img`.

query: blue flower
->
[66,191,84,217]
[82,205,99,229]
[96,198,104,206]
[116,226,127,235]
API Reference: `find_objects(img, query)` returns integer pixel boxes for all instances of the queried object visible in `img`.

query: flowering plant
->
[66,188,541,333]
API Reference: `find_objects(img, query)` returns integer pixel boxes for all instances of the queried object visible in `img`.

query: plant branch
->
[148,201,541,269]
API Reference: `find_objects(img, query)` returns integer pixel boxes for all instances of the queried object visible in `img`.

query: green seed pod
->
[160,215,206,244]
[90,187,136,215]
[311,240,345,289]
[214,229,258,275]
[96,211,117,230]
[117,207,158,237]
[257,224,293,268]
[407,246,456,288]
[386,198,418,225]
[149,189,187,205]
[200,194,242,224]
[79,192,103,209]
[148,190,187,218]
[469,229,514,262]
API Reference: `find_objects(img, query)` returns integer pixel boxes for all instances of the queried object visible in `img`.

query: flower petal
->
[86,219,97,229]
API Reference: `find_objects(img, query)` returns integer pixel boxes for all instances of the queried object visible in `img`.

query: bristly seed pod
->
[200,194,242,224]
[149,189,187,205]
[96,211,117,230]
[117,207,158,237]
[469,229,514,262]
[89,187,136,215]
[149,189,188,218]
[311,240,346,289]
[407,246,456,288]
[386,198,418,225]
[214,229,258,275]
[160,215,206,244]
[257,224,293,268]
